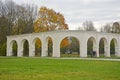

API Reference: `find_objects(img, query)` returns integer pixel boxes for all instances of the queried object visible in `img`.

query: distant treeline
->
[0,0,37,55]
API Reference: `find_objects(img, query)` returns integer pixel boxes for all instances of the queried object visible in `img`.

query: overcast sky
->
[13,0,120,30]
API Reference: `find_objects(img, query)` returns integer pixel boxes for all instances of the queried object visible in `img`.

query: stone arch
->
[6,30,120,58]
[9,40,18,56]
[110,38,118,56]
[99,37,108,57]
[21,39,29,56]
[46,36,53,57]
[32,37,42,57]
[60,36,80,57]
[87,37,97,57]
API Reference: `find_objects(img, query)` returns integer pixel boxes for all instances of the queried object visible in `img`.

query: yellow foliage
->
[60,38,70,48]
[33,6,69,48]
[33,6,68,33]
[35,38,41,48]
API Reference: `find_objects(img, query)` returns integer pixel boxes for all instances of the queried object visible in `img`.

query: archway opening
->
[87,37,96,57]
[110,39,118,57]
[23,40,29,56]
[47,37,53,57]
[99,38,107,57]
[60,36,80,57]
[99,39,104,55]
[12,41,18,56]
[35,38,42,57]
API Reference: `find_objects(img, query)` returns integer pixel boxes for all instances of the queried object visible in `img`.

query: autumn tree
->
[34,6,68,33]
[34,6,68,52]
[60,38,70,48]
[60,37,70,53]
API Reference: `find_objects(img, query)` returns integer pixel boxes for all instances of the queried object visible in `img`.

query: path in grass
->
[0,57,120,80]
[57,57,120,61]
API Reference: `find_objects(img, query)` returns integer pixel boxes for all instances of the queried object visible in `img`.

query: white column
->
[29,43,35,57]
[41,39,48,57]
[93,42,99,57]
[105,45,110,57]
[7,40,12,56]
[53,39,60,58]
[118,40,120,57]
[80,40,87,57]
[115,47,120,57]
[78,39,81,57]
[17,42,23,57]
[117,47,120,57]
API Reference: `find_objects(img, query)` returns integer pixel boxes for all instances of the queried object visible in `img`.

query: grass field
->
[0,57,120,80]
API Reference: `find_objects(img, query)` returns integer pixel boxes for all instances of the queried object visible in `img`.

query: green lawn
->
[0,57,120,80]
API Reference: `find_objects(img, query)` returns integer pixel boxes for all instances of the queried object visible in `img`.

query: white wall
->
[7,30,120,57]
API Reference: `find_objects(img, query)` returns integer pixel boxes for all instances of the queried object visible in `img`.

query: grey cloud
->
[13,0,120,29]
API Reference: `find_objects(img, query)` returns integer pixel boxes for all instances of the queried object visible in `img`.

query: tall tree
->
[0,16,9,44]
[0,0,37,55]
[83,20,96,31]
[34,6,68,33]
[4,0,17,35]
[0,0,37,35]
[12,4,37,35]
[111,22,120,33]
[100,23,112,33]
[34,6,69,52]
[77,26,84,30]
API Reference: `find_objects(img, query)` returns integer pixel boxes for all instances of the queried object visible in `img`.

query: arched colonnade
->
[7,30,120,57]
